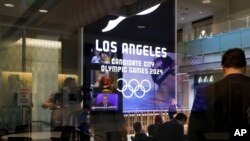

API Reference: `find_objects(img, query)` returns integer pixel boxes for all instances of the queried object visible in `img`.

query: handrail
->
[184,15,250,42]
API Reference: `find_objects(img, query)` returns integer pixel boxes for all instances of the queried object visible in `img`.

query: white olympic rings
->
[117,78,151,98]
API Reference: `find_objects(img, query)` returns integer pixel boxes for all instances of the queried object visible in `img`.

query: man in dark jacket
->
[157,113,187,141]
[188,48,250,141]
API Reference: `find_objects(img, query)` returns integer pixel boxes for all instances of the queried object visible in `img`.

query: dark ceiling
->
[85,0,175,51]
[0,0,175,51]
[0,0,139,40]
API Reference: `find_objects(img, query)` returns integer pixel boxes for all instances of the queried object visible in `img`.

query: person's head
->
[133,122,142,133]
[147,124,157,137]
[170,98,176,105]
[102,95,108,104]
[221,48,247,76]
[63,77,77,89]
[154,115,163,125]
[99,52,108,61]
[174,113,187,125]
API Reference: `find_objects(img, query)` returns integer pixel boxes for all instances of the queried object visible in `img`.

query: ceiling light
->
[199,11,203,14]
[102,16,126,32]
[15,38,61,49]
[202,0,212,4]
[3,3,15,8]
[39,9,48,13]
[136,4,161,15]
[137,26,146,29]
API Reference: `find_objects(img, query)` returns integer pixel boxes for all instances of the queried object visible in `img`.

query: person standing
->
[42,77,82,129]
[168,98,178,120]
[188,48,250,141]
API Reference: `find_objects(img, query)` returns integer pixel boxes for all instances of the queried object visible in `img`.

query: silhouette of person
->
[188,48,250,141]
[42,77,81,129]
[157,113,187,141]
[132,122,147,141]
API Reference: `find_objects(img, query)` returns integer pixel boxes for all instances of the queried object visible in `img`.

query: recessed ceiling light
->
[137,26,146,29]
[38,9,48,13]
[180,17,184,20]
[202,0,212,4]
[3,3,15,8]
[199,11,203,14]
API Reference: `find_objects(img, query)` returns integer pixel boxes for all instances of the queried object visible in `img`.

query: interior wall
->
[62,32,78,74]
[230,0,250,16]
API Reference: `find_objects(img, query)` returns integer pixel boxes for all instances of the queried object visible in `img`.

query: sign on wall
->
[17,88,32,107]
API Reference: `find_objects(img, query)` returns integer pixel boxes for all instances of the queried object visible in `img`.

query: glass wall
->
[0,24,81,131]
[0,0,82,137]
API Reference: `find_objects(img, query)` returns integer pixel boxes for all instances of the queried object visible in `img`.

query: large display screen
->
[91,93,119,111]
[84,0,175,112]
[84,39,176,112]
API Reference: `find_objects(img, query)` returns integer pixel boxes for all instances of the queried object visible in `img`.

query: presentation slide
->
[85,39,176,112]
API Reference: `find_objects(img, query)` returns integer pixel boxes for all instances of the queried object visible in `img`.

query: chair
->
[8,137,32,141]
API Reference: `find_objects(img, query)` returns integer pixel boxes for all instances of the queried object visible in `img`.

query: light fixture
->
[203,76,208,82]
[3,3,15,8]
[209,75,214,82]
[198,76,203,84]
[38,9,48,13]
[202,0,212,4]
[137,26,146,29]
[199,11,203,14]
[136,4,161,15]
[102,16,126,32]
[15,38,61,49]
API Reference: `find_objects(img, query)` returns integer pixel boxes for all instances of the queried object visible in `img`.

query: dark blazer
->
[188,74,250,141]
[157,119,185,141]
[133,132,148,141]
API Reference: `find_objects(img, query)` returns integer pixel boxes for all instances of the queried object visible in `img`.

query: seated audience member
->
[149,115,163,136]
[155,115,163,128]
[155,115,163,125]
[146,124,157,141]
[132,122,147,141]
[157,113,187,141]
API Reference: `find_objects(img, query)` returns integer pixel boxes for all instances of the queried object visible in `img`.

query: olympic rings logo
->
[117,78,151,98]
